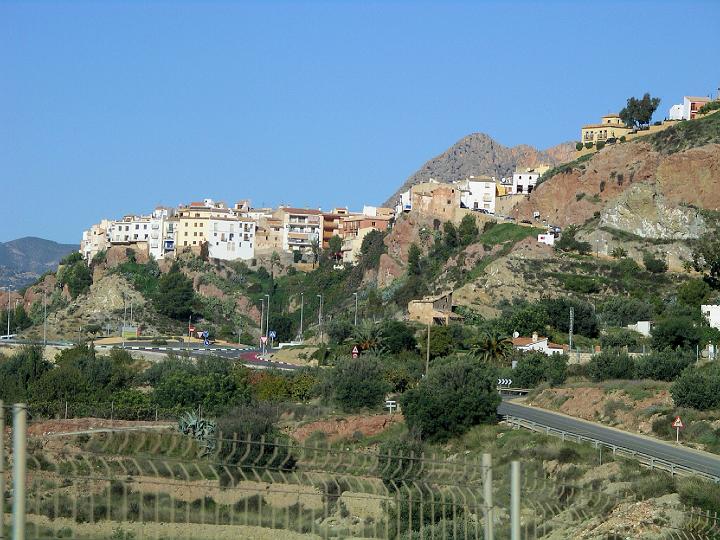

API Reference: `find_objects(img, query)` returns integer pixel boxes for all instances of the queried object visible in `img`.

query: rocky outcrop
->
[600,184,706,239]
[515,138,720,237]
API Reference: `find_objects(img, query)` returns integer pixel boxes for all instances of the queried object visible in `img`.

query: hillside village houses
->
[669,96,713,121]
[511,166,550,195]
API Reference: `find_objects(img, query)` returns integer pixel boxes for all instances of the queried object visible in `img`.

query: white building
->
[627,321,653,337]
[511,166,550,195]
[147,208,175,260]
[702,305,720,330]
[207,216,256,261]
[668,104,684,120]
[537,233,555,246]
[511,332,564,356]
[109,215,152,244]
[668,96,713,121]
[455,176,497,213]
[395,189,412,215]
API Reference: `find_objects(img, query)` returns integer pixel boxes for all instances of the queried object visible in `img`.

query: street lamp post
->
[6,289,10,337]
[316,294,323,343]
[264,293,271,347]
[259,298,265,354]
[353,292,358,326]
[299,292,304,341]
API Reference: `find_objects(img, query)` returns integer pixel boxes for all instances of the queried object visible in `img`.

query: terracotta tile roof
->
[512,336,547,346]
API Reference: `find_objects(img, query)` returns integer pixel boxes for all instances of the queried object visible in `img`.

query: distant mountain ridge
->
[383,133,575,206]
[0,237,78,290]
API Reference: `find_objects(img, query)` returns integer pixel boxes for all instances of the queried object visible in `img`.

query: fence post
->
[0,400,4,540]
[482,453,494,540]
[511,461,520,540]
[12,403,27,540]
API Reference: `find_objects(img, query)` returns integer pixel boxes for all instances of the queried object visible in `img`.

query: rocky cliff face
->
[515,138,720,239]
[383,133,575,206]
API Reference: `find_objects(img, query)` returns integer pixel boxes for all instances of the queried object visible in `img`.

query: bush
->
[575,142,583,151]
[596,140,606,150]
[600,297,653,327]
[377,436,425,488]
[328,356,390,412]
[586,351,635,381]
[677,477,720,513]
[600,328,644,349]
[651,316,701,350]
[635,350,694,381]
[671,366,720,410]
[513,351,567,388]
[156,264,195,320]
[643,252,668,274]
[382,320,417,354]
[584,142,593,149]
[619,136,626,142]
[401,359,500,442]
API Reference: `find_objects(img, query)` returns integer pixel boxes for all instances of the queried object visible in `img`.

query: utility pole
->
[569,307,574,351]
[299,292,304,341]
[426,322,431,376]
[43,291,47,346]
[353,292,358,326]
[122,295,126,349]
[316,294,323,343]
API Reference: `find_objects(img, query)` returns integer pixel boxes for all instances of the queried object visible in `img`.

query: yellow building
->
[580,114,632,145]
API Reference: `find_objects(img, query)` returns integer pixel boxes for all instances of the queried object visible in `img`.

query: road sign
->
[189,325,195,333]
[269,330,276,339]
[204,338,210,346]
[497,378,513,387]
[352,345,359,358]
[260,336,268,344]
[672,416,684,443]
[385,400,397,413]
[202,330,209,339]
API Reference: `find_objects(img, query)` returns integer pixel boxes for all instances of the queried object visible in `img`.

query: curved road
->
[499,400,720,480]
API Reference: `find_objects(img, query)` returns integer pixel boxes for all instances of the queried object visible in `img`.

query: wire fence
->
[2,402,720,539]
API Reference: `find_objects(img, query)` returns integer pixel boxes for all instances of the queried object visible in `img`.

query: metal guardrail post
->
[0,400,4,540]
[482,453,494,540]
[12,404,26,540]
[511,461,520,540]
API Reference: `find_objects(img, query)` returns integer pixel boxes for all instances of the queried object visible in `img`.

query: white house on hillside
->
[454,176,497,213]
[511,332,564,356]
[511,166,550,195]
[702,305,720,330]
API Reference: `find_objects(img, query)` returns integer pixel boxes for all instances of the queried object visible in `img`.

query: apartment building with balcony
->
[339,214,392,264]
[321,207,351,248]
[207,216,256,261]
[276,207,322,253]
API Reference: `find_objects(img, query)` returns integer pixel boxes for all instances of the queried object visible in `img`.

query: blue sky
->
[2,1,718,243]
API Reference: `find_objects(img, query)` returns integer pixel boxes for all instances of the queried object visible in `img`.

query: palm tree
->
[474,331,513,366]
[352,319,386,353]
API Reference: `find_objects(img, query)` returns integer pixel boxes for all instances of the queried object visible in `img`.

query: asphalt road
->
[102,344,303,371]
[499,400,720,479]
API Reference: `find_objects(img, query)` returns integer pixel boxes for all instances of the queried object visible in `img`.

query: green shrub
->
[671,366,720,410]
[559,274,601,294]
[401,358,500,442]
[328,356,390,412]
[600,328,644,349]
[587,351,635,381]
[698,100,720,115]
[643,252,668,273]
[584,142,593,149]
[677,477,720,513]
[513,351,567,388]
[619,135,626,142]
[596,140,606,150]
[575,142,583,151]
[600,296,652,327]
[635,350,694,381]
